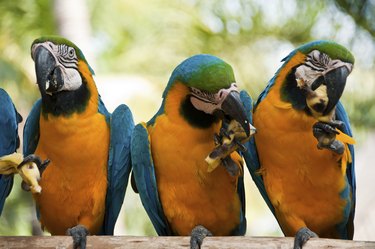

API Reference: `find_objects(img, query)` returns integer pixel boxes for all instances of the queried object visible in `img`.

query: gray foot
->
[313,122,344,154]
[293,227,318,249]
[190,225,212,249]
[66,224,89,249]
[222,156,240,177]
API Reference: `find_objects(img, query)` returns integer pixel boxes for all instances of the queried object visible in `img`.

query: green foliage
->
[0,0,57,108]
[334,0,375,38]
[0,176,35,235]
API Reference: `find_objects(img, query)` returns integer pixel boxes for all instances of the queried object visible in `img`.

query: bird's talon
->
[329,140,345,154]
[39,159,51,176]
[313,122,338,135]
[220,128,231,139]
[293,227,318,249]
[67,224,89,249]
[190,225,212,249]
[213,134,222,145]
[234,139,247,152]
[222,157,240,177]
[330,120,345,131]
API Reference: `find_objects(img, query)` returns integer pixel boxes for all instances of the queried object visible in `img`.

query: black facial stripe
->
[191,94,216,104]
[59,55,78,63]
[56,44,77,65]
[190,88,216,102]
[319,52,330,64]
[306,51,331,70]
[56,57,78,69]
[304,62,325,72]
[58,45,67,55]
[63,65,79,70]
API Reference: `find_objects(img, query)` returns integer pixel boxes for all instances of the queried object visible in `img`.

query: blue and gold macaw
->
[23,36,134,248]
[243,40,355,249]
[131,54,256,249]
[0,89,22,215]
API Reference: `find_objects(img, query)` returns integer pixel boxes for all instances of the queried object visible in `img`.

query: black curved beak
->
[323,66,350,115]
[33,45,63,94]
[220,91,253,136]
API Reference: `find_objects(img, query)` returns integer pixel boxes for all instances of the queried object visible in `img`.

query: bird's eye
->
[28,165,34,169]
[68,48,75,58]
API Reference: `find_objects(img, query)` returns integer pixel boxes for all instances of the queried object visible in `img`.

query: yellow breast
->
[148,83,242,235]
[34,110,109,235]
[254,92,348,237]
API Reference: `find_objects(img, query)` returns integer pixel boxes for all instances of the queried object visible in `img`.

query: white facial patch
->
[59,66,82,91]
[32,42,82,93]
[295,50,353,89]
[190,83,239,114]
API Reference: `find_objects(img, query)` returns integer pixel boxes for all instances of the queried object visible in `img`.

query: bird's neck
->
[266,51,308,111]
[165,82,220,129]
[41,61,99,118]
[41,84,91,117]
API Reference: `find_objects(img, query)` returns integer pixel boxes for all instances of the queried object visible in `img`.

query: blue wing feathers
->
[232,174,246,235]
[336,101,356,204]
[23,99,42,156]
[336,101,356,238]
[0,89,20,215]
[98,96,111,125]
[131,124,171,235]
[103,104,134,235]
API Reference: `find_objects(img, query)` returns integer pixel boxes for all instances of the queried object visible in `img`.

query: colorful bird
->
[131,54,256,249]
[24,36,134,248]
[0,89,22,215]
[243,41,355,249]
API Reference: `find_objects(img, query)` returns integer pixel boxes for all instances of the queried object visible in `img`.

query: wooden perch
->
[0,236,373,249]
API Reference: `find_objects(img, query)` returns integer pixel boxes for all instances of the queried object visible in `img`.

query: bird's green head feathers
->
[159,54,253,135]
[283,40,354,64]
[163,54,235,98]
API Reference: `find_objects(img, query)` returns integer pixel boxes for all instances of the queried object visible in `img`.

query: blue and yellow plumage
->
[23,36,134,248]
[243,40,355,248]
[131,54,255,248]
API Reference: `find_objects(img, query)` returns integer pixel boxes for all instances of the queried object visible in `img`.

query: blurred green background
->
[0,0,374,240]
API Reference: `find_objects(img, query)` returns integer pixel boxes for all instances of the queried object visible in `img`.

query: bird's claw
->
[293,227,318,249]
[233,138,247,152]
[317,139,345,154]
[313,122,344,154]
[17,154,50,194]
[67,224,89,249]
[39,159,51,176]
[313,122,339,135]
[213,133,222,146]
[329,120,345,132]
[220,127,231,139]
[190,225,212,249]
[222,157,240,177]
